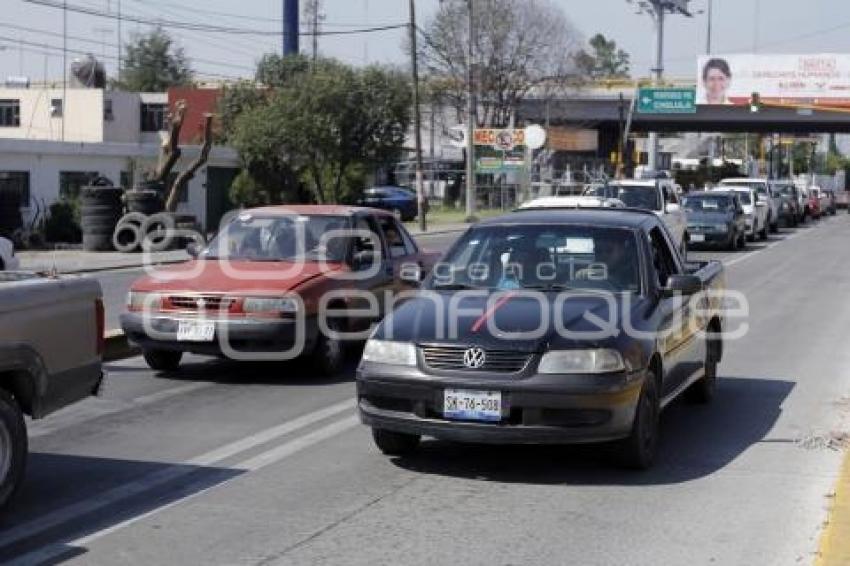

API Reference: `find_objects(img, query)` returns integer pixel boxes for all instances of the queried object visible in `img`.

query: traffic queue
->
[119,187,734,470]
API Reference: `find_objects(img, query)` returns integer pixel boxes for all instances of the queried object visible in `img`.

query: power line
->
[0,22,256,72]
[24,0,407,37]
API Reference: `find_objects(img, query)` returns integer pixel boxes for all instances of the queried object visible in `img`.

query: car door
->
[376,215,423,292]
[648,225,703,398]
[348,214,395,329]
[662,184,686,247]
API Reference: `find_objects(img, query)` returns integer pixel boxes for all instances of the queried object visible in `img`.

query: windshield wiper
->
[521,283,575,291]
[431,282,485,291]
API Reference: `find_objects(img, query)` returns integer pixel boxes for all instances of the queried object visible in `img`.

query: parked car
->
[359,186,419,221]
[820,188,837,216]
[0,237,19,271]
[121,206,439,375]
[770,182,801,227]
[808,187,823,219]
[714,186,768,241]
[683,191,748,250]
[719,178,780,233]
[584,179,688,256]
[358,207,725,469]
[0,272,104,510]
[519,195,626,209]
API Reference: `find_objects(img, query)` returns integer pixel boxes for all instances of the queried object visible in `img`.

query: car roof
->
[608,179,658,187]
[720,177,767,183]
[715,185,753,193]
[519,196,624,209]
[244,204,393,217]
[686,191,733,198]
[480,208,658,230]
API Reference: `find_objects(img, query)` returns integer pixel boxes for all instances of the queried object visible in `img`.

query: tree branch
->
[155,100,187,183]
[164,113,213,213]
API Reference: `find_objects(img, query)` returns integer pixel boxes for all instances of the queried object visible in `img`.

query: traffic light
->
[750,92,761,113]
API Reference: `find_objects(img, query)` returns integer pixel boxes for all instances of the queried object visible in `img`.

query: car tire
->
[760,224,768,240]
[727,231,738,251]
[686,337,719,404]
[309,317,346,376]
[141,213,177,253]
[372,428,420,456]
[770,219,779,233]
[738,231,747,249]
[616,369,660,470]
[0,389,27,512]
[143,349,183,372]
[112,222,141,253]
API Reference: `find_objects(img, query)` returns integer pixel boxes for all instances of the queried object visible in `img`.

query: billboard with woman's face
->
[697,54,850,106]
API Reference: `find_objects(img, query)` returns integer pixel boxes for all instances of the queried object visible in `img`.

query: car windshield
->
[429,224,641,294]
[204,214,350,261]
[731,191,752,205]
[683,195,733,212]
[778,186,795,196]
[585,184,661,211]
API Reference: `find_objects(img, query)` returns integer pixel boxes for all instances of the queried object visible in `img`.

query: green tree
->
[116,27,193,91]
[574,33,631,80]
[217,81,268,143]
[229,58,411,205]
[255,53,311,87]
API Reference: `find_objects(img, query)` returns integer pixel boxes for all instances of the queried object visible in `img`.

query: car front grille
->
[166,295,235,312]
[420,345,532,373]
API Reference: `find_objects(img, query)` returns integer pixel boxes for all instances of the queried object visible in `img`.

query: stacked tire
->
[113,212,201,253]
[80,186,124,251]
[125,181,165,216]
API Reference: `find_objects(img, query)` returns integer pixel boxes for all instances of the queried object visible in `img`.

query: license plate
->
[691,234,706,243]
[176,320,215,342]
[443,389,502,422]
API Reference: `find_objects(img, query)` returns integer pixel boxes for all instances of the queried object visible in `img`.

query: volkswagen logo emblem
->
[463,347,486,369]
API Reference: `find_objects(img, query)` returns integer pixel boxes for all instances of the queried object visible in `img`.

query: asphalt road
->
[93,230,465,331]
[5,216,850,565]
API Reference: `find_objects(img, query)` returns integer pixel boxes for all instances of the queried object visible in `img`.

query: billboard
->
[473,129,527,173]
[697,54,850,106]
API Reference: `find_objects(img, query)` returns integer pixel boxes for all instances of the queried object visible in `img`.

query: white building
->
[0,87,240,232]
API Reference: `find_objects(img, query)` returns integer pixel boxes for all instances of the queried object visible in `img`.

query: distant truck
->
[0,273,104,510]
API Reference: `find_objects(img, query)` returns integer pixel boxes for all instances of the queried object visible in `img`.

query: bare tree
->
[419,0,581,128]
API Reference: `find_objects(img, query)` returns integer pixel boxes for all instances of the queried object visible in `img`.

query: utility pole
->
[283,0,299,56]
[409,0,426,231]
[705,0,712,54]
[117,0,122,80]
[465,0,476,222]
[62,0,67,142]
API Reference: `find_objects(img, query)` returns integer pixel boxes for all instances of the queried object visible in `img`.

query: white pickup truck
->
[0,273,104,510]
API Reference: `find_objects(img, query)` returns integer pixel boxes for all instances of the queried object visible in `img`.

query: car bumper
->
[357,361,645,445]
[120,312,318,357]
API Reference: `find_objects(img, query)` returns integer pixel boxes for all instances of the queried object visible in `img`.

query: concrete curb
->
[104,330,139,362]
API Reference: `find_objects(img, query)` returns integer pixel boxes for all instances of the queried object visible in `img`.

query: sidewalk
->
[17,222,470,274]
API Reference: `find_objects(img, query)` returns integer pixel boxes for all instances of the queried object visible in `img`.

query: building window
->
[50,98,63,118]
[0,99,20,127]
[59,171,98,200]
[140,103,167,132]
[0,171,30,207]
[104,99,114,121]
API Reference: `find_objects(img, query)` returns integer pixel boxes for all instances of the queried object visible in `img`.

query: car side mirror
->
[351,249,378,270]
[662,274,702,297]
[186,242,201,258]
[665,203,681,214]
[399,263,423,285]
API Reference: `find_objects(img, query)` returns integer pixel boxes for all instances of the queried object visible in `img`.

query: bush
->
[43,200,82,243]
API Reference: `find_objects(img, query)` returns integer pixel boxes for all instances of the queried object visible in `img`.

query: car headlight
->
[362,340,417,366]
[242,297,298,314]
[538,349,625,374]
[127,291,161,311]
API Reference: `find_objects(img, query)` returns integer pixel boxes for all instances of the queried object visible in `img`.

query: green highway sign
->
[637,87,697,114]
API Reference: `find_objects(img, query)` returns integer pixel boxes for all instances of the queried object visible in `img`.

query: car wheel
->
[617,370,660,470]
[686,337,719,404]
[372,428,420,456]
[143,349,183,372]
[0,389,27,512]
[310,317,346,376]
[727,231,738,251]
[760,224,768,240]
[770,220,779,233]
[738,231,747,249]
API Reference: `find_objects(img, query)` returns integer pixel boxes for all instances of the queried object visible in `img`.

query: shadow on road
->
[0,453,243,563]
[392,376,794,485]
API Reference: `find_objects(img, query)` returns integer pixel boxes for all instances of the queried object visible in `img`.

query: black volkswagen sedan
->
[683,191,748,250]
[357,208,725,469]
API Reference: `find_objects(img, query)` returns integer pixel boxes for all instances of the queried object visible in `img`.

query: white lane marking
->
[720,223,819,268]
[7,415,361,566]
[28,382,211,438]
[0,398,355,551]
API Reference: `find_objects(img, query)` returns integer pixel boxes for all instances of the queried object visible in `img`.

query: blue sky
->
[2,0,850,83]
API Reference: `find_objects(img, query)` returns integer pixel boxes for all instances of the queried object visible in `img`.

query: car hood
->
[374,290,647,353]
[130,259,345,294]
[686,211,732,223]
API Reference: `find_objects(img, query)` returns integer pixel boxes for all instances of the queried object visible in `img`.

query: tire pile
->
[81,186,124,251]
[113,184,201,253]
